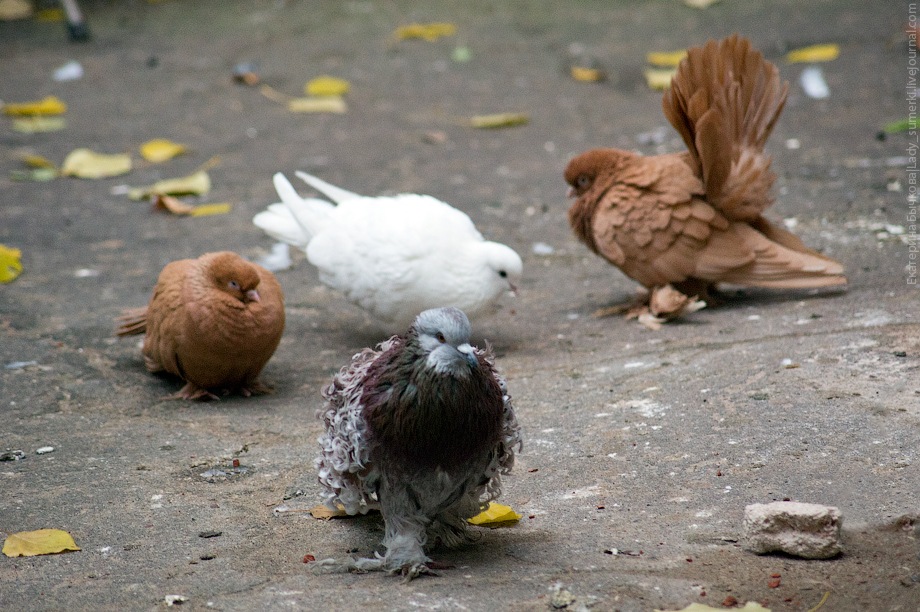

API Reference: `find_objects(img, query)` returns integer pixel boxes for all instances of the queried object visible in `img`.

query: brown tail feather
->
[116,307,148,336]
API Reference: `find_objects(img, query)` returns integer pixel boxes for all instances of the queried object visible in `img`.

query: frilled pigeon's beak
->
[456,343,478,368]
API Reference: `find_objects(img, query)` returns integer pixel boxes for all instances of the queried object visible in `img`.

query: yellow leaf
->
[2,529,80,557]
[786,43,840,64]
[34,7,63,21]
[189,203,231,217]
[646,49,687,67]
[469,112,529,129]
[570,66,606,82]
[309,504,350,520]
[0,0,32,21]
[61,149,132,179]
[139,139,187,163]
[394,22,456,42]
[11,116,66,133]
[287,96,348,114]
[656,603,770,612]
[467,502,521,528]
[21,154,56,169]
[644,67,677,90]
[0,244,23,283]
[3,95,67,116]
[305,76,350,97]
[128,170,211,200]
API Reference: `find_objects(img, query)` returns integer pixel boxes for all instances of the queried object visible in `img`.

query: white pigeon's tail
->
[295,171,362,204]
[252,173,336,249]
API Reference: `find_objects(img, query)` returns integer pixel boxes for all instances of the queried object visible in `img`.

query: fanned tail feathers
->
[115,307,148,336]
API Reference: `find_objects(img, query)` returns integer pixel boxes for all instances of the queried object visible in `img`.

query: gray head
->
[412,307,478,376]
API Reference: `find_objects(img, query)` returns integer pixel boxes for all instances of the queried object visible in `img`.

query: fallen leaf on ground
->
[11,117,66,133]
[3,95,67,116]
[287,97,347,113]
[34,7,62,21]
[646,49,687,67]
[469,112,529,128]
[0,0,32,21]
[644,67,677,90]
[10,168,57,182]
[62,149,132,179]
[0,244,23,283]
[128,170,211,200]
[305,76,350,97]
[153,194,195,215]
[21,154,56,169]
[786,43,840,63]
[883,118,913,134]
[683,0,721,7]
[2,529,80,557]
[655,603,770,612]
[188,203,231,217]
[394,22,456,41]
[467,502,521,527]
[570,66,606,82]
[140,138,187,163]
[309,504,350,519]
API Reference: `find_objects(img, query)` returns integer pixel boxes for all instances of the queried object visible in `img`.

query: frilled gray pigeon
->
[315,307,522,579]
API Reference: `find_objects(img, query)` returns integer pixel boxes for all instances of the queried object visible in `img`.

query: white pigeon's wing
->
[305,194,487,326]
[252,173,336,249]
[315,339,398,515]
[296,171,362,204]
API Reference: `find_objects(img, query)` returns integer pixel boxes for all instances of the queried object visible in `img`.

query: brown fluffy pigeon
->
[315,307,521,579]
[565,35,846,317]
[117,251,285,400]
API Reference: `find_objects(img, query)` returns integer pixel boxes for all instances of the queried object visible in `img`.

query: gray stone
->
[743,501,843,559]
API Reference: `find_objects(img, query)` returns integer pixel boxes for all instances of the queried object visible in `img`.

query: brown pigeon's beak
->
[245,289,261,303]
[566,186,576,198]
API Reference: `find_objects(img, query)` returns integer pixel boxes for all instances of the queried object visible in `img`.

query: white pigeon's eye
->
[498,270,508,278]
[228,280,241,291]
[436,332,446,343]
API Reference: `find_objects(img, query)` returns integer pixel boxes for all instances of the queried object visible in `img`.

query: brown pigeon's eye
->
[228,280,241,291]
[577,175,591,189]
[436,332,446,343]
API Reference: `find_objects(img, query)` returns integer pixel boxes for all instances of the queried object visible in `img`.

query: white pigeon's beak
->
[245,289,261,303]
[456,343,478,368]
[507,281,518,297]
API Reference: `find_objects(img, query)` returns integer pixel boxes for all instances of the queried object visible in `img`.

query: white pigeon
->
[252,172,523,330]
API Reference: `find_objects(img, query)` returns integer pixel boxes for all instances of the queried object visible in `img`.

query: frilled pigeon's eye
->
[436,332,446,343]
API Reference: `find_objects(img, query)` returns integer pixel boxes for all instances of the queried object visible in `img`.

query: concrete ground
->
[1,1,917,610]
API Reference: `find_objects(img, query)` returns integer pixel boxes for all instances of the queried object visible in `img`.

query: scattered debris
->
[11,116,66,133]
[198,531,222,539]
[2,529,81,557]
[0,0,32,20]
[0,450,25,461]
[232,62,260,86]
[800,66,830,99]
[683,0,722,8]
[52,60,83,82]
[452,45,472,63]
[164,595,187,607]
[549,584,576,609]
[5,361,36,370]
[287,97,347,114]
[656,603,770,612]
[743,501,842,559]
[532,242,555,255]
[35,446,54,454]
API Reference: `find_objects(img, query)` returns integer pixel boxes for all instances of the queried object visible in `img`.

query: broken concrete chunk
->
[742,501,842,559]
